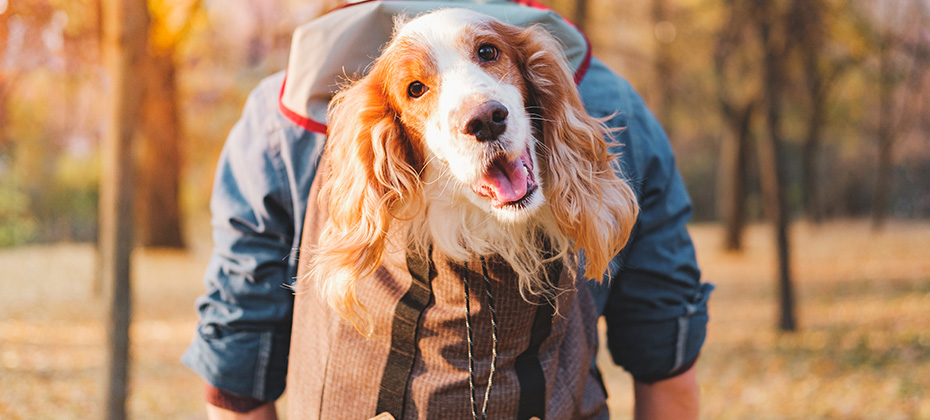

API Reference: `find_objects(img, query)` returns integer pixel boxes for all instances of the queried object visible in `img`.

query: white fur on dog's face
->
[390,9,544,222]
[316,8,640,326]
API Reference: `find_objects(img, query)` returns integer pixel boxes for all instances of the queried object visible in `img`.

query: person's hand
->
[206,402,277,420]
[632,364,699,420]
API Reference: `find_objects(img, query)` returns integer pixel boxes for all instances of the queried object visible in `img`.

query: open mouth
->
[470,147,538,209]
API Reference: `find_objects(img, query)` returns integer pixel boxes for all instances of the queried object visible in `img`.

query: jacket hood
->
[278,0,591,133]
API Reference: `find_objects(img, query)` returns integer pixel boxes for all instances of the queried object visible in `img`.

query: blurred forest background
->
[1,0,929,419]
[0,0,928,247]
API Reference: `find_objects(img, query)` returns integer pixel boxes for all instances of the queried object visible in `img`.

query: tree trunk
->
[137,49,186,249]
[719,104,754,251]
[759,109,796,332]
[652,0,675,136]
[0,78,10,154]
[756,1,797,332]
[802,98,826,223]
[713,0,756,251]
[0,13,12,155]
[796,0,828,224]
[872,39,894,229]
[99,0,148,418]
[573,0,588,32]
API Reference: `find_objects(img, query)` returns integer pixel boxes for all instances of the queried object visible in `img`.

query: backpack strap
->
[513,248,561,420]
[375,246,435,418]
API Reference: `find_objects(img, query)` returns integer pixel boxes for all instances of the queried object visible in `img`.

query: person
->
[182,1,713,419]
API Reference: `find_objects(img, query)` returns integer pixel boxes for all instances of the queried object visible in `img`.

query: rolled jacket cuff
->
[632,353,699,384]
[182,323,290,401]
[606,283,713,380]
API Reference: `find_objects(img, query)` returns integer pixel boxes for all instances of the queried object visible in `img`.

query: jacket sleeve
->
[580,59,713,383]
[181,72,323,401]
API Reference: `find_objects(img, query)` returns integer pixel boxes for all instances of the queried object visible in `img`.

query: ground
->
[1,219,928,419]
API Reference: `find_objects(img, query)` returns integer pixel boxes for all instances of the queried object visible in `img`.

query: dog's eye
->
[407,81,428,98]
[477,44,499,62]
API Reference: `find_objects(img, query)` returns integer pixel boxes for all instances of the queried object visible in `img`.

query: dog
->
[310,8,639,328]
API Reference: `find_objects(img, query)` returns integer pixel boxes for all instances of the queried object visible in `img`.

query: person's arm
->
[633,364,699,420]
[600,90,710,407]
[579,59,711,418]
[182,72,324,414]
[206,402,277,420]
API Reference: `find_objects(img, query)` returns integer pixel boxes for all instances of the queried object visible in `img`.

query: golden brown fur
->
[308,11,639,331]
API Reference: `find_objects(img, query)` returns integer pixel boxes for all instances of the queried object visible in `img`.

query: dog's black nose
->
[463,101,508,142]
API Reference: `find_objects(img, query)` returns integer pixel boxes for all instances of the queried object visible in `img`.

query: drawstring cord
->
[463,256,498,420]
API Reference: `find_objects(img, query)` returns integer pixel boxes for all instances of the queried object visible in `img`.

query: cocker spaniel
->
[311,8,639,327]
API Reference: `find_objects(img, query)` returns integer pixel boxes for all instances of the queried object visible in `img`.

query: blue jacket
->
[182,53,712,401]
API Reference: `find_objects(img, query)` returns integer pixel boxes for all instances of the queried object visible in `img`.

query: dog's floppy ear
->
[314,68,421,328]
[516,25,640,281]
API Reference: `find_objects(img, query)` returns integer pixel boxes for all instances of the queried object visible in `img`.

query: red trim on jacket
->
[278,75,329,134]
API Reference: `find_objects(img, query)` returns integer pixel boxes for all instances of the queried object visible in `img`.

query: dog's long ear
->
[516,25,639,281]
[314,69,421,328]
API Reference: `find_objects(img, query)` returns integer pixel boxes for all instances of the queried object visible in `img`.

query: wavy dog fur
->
[309,9,639,332]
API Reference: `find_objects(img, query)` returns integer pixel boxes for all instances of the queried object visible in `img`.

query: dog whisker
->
[420,156,449,186]
[528,114,556,124]
[534,137,553,154]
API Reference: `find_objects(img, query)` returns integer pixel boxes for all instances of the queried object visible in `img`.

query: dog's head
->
[315,8,638,325]
[384,9,542,220]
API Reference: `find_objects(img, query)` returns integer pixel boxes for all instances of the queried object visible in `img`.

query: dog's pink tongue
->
[473,154,529,204]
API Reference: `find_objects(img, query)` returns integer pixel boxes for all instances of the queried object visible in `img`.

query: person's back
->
[183,2,711,419]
